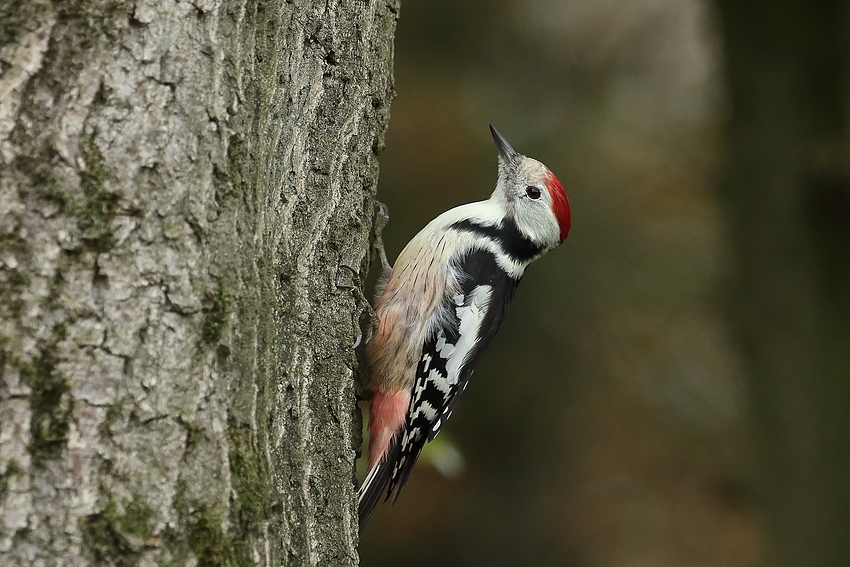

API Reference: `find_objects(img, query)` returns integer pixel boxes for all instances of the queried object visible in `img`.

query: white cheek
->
[512,199,556,243]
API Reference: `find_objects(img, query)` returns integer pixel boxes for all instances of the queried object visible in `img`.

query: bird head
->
[489,124,571,248]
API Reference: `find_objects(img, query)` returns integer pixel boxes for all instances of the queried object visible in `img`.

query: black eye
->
[526,186,542,200]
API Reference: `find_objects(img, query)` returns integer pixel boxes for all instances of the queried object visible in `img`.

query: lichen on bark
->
[0,0,397,565]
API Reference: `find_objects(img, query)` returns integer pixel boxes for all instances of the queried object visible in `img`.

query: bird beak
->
[489,124,519,164]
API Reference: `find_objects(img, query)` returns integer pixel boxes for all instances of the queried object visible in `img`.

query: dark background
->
[359,1,850,565]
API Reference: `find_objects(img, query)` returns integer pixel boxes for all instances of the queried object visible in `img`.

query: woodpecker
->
[359,125,571,530]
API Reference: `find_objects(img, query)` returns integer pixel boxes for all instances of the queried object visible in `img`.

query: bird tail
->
[358,438,399,531]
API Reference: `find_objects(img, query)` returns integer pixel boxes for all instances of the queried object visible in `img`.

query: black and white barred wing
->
[385,249,520,501]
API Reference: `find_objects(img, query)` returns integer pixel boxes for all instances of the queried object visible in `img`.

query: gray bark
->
[0,0,397,565]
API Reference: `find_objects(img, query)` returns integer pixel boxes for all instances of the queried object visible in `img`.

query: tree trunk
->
[0,1,397,565]
[716,1,850,565]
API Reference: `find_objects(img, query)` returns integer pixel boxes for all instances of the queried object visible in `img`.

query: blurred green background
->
[358,1,850,566]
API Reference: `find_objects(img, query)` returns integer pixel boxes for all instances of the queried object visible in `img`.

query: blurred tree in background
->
[717,1,850,566]
[359,0,849,566]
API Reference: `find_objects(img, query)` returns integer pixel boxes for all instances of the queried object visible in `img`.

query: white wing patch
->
[445,285,492,386]
[435,333,456,359]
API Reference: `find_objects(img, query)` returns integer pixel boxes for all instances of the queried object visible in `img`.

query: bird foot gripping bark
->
[372,200,392,300]
[338,264,377,348]
[338,201,393,348]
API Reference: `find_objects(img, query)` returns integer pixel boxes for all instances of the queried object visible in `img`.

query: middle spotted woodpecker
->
[359,125,571,529]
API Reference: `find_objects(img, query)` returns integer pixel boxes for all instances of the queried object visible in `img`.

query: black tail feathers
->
[358,440,400,531]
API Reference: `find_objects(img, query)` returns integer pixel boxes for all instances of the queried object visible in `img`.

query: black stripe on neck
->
[450,218,543,262]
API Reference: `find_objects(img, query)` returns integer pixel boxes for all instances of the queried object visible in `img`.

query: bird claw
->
[337,201,392,348]
[373,201,393,300]
[338,264,379,347]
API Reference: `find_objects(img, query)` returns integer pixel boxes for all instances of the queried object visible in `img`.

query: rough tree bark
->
[716,1,850,565]
[0,1,397,565]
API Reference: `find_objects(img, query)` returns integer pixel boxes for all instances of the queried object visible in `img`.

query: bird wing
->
[385,248,521,502]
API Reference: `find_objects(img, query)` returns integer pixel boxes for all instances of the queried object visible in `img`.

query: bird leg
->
[337,264,378,348]
[338,201,393,347]
[373,201,393,301]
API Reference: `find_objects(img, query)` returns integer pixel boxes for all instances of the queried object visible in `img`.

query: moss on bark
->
[0,1,397,565]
